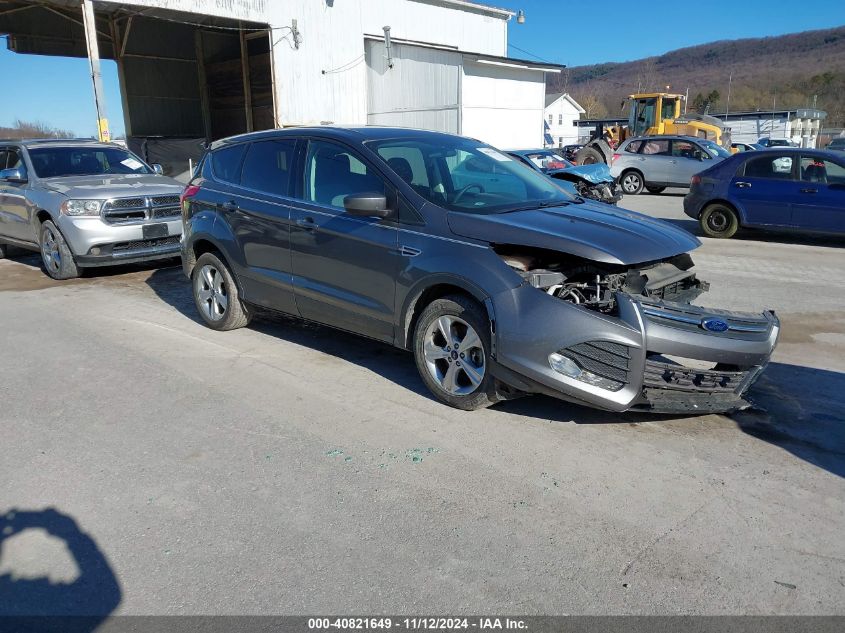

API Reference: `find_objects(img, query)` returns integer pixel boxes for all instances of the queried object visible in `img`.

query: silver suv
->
[0,139,184,279]
[610,135,730,195]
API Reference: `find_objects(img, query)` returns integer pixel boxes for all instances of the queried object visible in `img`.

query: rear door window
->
[240,140,298,197]
[743,154,795,179]
[211,144,247,183]
[641,139,670,155]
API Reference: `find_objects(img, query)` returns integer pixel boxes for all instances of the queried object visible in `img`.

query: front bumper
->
[57,216,183,267]
[491,285,779,414]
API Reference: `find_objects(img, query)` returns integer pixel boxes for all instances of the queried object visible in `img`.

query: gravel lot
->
[1,191,843,615]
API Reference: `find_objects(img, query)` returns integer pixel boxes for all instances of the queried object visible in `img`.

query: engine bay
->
[495,245,710,312]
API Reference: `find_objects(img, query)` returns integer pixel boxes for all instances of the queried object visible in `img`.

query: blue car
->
[684,148,845,238]
[506,149,622,205]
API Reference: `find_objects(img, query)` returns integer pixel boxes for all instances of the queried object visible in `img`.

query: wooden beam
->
[239,24,254,133]
[195,30,212,141]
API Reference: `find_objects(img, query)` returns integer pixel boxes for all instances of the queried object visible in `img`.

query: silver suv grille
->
[101,195,180,225]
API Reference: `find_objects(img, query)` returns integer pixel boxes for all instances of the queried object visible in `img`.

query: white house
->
[1,0,563,154]
[543,92,585,148]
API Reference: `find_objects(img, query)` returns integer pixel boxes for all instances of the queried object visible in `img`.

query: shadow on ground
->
[146,268,845,478]
[645,217,845,248]
[0,507,121,631]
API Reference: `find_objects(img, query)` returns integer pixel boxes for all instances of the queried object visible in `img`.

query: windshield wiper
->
[500,199,574,213]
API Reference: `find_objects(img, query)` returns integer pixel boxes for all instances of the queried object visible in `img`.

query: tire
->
[192,252,251,331]
[575,146,605,165]
[39,220,79,280]
[0,243,7,259]
[619,170,644,195]
[646,186,666,194]
[699,203,739,239]
[413,294,501,411]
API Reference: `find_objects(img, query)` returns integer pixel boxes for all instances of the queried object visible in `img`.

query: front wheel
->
[39,220,79,280]
[700,203,739,238]
[192,252,252,330]
[620,171,644,195]
[413,295,501,411]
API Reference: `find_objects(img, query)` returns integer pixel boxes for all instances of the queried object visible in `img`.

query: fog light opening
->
[90,247,101,255]
[549,353,582,378]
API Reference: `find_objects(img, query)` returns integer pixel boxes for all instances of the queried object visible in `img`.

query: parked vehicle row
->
[0,139,183,279]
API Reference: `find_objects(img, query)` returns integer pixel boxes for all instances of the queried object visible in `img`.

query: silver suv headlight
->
[60,199,103,216]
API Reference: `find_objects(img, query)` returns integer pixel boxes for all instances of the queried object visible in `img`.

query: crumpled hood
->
[41,174,184,199]
[549,163,614,184]
[447,201,700,265]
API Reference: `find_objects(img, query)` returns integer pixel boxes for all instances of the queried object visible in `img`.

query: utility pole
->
[81,0,109,142]
[725,72,732,117]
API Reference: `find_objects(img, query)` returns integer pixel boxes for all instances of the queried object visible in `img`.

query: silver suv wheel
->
[41,225,62,275]
[422,315,486,395]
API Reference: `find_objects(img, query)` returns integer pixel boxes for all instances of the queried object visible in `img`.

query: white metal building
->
[714,108,828,148]
[543,92,584,148]
[0,0,562,163]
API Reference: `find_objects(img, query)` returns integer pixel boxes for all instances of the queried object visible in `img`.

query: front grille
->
[112,236,180,252]
[643,355,753,394]
[640,301,771,334]
[102,195,181,224]
[560,341,630,391]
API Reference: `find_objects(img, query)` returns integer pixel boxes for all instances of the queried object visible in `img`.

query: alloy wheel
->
[41,226,61,274]
[422,315,486,396]
[196,264,229,321]
[622,173,641,193]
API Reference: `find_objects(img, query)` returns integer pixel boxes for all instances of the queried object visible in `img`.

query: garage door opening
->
[0,0,276,177]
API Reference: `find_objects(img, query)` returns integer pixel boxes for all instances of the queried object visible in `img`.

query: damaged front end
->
[492,245,779,414]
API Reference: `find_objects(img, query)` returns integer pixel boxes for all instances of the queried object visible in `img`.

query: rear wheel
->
[646,186,666,194]
[413,295,501,411]
[620,170,644,195]
[39,220,79,280]
[700,203,739,239]
[192,252,251,331]
[575,146,605,165]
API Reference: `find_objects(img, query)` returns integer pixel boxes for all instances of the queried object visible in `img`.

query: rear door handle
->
[800,188,818,194]
[735,181,752,189]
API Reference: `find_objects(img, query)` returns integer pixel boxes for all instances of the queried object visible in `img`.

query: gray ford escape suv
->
[180,127,779,414]
[0,139,184,279]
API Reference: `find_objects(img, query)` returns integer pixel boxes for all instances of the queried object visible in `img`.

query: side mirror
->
[151,163,164,175]
[0,168,27,183]
[344,192,389,218]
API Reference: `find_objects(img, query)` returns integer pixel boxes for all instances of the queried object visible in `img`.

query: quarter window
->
[211,144,246,183]
[625,140,644,153]
[302,140,386,210]
[240,140,297,196]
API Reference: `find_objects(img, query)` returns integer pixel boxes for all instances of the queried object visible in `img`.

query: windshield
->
[368,137,574,214]
[700,140,731,158]
[28,146,151,178]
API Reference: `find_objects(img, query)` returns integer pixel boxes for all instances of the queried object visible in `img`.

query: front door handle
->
[800,188,818,194]
[735,181,752,189]
[296,217,317,230]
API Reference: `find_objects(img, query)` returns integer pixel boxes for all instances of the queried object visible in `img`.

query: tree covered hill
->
[549,25,845,125]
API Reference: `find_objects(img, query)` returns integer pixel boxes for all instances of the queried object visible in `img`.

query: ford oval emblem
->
[701,317,729,333]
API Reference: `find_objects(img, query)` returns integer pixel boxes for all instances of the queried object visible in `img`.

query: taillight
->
[180,184,200,211]
[611,153,620,164]
[690,175,702,187]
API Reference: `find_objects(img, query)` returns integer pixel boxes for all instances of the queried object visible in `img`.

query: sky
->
[1,0,844,137]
